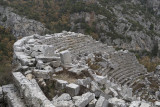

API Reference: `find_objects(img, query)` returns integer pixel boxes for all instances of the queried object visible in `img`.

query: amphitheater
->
[0,31,160,107]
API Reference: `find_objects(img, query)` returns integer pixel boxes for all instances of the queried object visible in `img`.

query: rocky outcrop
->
[69,1,160,53]
[0,5,46,37]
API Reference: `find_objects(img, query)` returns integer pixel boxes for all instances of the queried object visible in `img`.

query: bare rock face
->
[0,5,46,37]
[147,0,160,15]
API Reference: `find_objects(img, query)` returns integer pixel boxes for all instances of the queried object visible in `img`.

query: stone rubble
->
[1,31,159,106]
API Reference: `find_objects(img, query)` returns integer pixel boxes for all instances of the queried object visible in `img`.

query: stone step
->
[117,71,144,83]
[110,65,141,79]
[107,63,139,77]
[122,74,145,86]
[114,66,143,79]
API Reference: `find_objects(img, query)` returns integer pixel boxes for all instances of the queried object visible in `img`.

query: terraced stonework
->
[0,31,160,107]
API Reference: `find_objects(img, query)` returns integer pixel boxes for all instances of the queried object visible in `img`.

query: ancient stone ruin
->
[0,31,160,107]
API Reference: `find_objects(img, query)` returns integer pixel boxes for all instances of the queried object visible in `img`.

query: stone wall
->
[1,31,159,106]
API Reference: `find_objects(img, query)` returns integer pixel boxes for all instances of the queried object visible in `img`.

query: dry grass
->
[53,68,93,83]
[54,73,77,83]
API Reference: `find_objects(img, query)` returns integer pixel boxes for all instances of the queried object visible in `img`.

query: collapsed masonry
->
[0,31,160,107]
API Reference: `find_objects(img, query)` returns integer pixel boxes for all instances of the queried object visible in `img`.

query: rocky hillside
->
[1,0,160,54]
[0,5,46,37]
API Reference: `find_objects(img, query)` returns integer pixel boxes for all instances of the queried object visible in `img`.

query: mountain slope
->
[1,0,160,55]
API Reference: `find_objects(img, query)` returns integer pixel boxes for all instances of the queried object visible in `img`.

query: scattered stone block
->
[52,100,74,107]
[95,96,108,107]
[56,93,71,101]
[88,99,97,107]
[129,101,141,107]
[75,92,95,107]
[72,96,81,102]
[6,91,26,107]
[108,97,126,107]
[90,81,101,97]
[56,79,68,90]
[26,74,33,80]
[60,50,72,67]
[93,74,106,84]
[55,67,63,73]
[12,72,54,107]
[140,102,150,107]
[155,101,160,107]
[66,83,80,97]
[51,60,61,68]
[76,77,91,88]
[33,69,52,79]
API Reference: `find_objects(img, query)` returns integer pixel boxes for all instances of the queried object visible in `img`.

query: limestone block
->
[108,97,126,107]
[66,83,80,97]
[55,67,63,73]
[33,69,52,79]
[6,91,25,107]
[92,74,107,84]
[56,93,71,101]
[52,100,75,107]
[129,101,141,107]
[155,101,160,107]
[75,92,95,107]
[2,84,16,99]
[60,50,72,66]
[95,96,108,107]
[26,74,33,80]
[90,81,101,97]
[12,72,54,107]
[88,99,97,107]
[36,60,44,69]
[72,96,81,102]
[76,77,92,88]
[140,102,150,107]
[43,45,55,57]
[51,60,61,68]
[56,79,68,90]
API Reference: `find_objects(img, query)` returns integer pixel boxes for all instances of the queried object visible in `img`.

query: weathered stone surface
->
[66,83,80,97]
[56,93,71,102]
[76,77,91,88]
[90,81,101,97]
[12,72,54,107]
[129,101,141,107]
[75,92,95,107]
[26,74,33,80]
[88,99,97,107]
[108,97,126,107]
[0,6,46,37]
[55,67,63,73]
[60,50,72,67]
[52,100,75,107]
[56,79,68,90]
[52,93,74,107]
[140,102,151,107]
[155,101,160,107]
[33,69,52,79]
[12,31,160,106]
[2,84,16,100]
[93,74,106,84]
[95,96,108,107]
[51,60,61,68]
[6,91,26,107]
